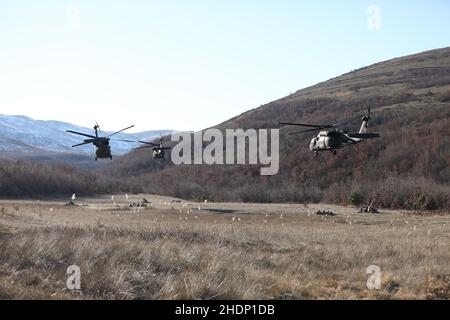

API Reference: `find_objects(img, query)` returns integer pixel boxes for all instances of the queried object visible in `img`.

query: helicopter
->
[280,108,380,157]
[135,138,171,159]
[66,123,134,160]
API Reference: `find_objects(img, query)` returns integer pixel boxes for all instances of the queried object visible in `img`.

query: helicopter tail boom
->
[359,107,372,134]
[348,133,380,139]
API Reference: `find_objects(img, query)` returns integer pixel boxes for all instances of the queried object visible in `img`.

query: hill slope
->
[104,47,450,209]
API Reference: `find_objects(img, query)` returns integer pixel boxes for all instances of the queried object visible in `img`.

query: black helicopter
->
[66,123,134,160]
[135,138,171,159]
[280,108,380,157]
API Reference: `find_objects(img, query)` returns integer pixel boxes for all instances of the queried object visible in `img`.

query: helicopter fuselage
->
[153,148,165,159]
[93,138,112,160]
[309,131,360,153]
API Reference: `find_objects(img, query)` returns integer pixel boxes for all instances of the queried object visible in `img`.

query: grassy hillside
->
[102,47,450,210]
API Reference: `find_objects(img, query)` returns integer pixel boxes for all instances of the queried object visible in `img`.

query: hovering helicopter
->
[66,123,134,160]
[135,138,171,159]
[280,108,380,157]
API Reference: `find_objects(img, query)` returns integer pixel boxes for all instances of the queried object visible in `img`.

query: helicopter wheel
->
[95,157,98,161]
[332,150,337,156]
[110,156,113,160]
[313,151,319,158]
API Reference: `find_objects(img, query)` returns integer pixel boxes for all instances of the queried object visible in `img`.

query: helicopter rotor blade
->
[106,125,135,138]
[112,139,136,143]
[288,127,328,135]
[279,122,333,128]
[137,140,159,147]
[66,130,97,139]
[282,107,377,137]
[331,114,365,127]
[72,140,95,148]
[133,145,155,150]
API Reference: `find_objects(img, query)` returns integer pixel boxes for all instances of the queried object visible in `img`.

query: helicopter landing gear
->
[110,156,113,160]
[331,150,337,156]
[95,157,98,161]
[313,151,319,157]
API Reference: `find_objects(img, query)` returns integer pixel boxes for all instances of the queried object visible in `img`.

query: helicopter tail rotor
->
[362,107,371,122]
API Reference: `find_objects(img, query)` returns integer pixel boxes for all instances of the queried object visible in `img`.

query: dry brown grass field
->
[0,194,449,300]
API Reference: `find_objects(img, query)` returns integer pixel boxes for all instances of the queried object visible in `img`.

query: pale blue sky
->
[0,0,449,131]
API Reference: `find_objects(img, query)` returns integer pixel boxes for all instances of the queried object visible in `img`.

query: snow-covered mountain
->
[0,114,175,156]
